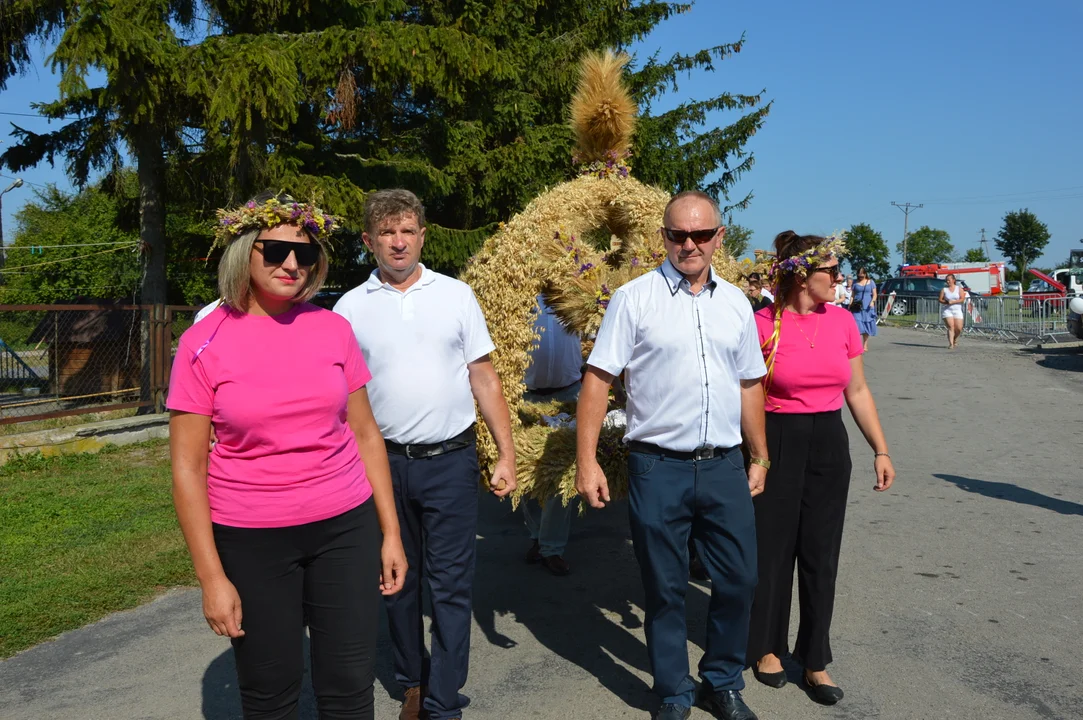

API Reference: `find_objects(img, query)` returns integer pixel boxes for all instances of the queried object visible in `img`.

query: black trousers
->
[213,500,382,720]
[746,410,853,672]
[383,443,479,720]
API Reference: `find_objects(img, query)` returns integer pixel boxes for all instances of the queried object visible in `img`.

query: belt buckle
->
[404,444,418,460]
[692,445,715,461]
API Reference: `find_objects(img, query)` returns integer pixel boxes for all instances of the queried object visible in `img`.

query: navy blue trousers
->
[628,447,758,707]
[384,443,479,720]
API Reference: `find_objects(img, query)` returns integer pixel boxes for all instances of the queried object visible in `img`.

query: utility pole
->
[891,201,922,265]
[979,228,992,261]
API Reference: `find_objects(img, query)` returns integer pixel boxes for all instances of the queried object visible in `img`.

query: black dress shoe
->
[655,703,691,720]
[696,687,759,720]
[525,540,542,564]
[751,664,787,688]
[804,674,844,705]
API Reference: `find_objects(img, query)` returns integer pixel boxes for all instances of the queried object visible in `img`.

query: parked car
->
[1006,280,1022,294]
[878,276,949,316]
[1068,296,1083,341]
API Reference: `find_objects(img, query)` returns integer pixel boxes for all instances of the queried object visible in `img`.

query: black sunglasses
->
[255,240,320,267]
[662,227,721,245]
[809,265,843,278]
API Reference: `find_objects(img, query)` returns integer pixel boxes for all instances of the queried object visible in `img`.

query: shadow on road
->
[472,493,711,713]
[1024,345,1083,373]
[934,474,1083,516]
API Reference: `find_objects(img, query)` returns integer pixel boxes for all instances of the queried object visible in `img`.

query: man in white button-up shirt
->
[577,191,769,720]
[334,189,516,720]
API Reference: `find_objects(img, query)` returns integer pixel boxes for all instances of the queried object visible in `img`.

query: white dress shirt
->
[525,296,583,391]
[587,260,767,451]
[333,265,495,444]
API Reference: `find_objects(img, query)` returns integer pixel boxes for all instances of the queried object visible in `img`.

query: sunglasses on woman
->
[809,265,843,278]
[255,240,320,267]
[662,227,721,245]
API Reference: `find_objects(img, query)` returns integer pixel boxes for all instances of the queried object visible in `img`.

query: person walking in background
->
[522,295,582,576]
[747,231,895,707]
[939,273,966,349]
[745,271,773,312]
[169,193,407,720]
[850,267,878,351]
[577,191,768,720]
[333,189,516,720]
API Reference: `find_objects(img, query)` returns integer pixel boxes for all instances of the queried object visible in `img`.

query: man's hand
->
[489,456,517,497]
[747,463,767,498]
[576,457,611,509]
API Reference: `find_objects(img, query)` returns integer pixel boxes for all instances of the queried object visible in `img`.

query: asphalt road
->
[2,326,1082,720]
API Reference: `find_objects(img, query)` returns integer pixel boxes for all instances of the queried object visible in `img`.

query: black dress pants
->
[746,410,853,672]
[213,500,382,720]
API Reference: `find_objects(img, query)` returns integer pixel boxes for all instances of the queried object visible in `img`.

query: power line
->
[0,173,48,189]
[3,240,138,251]
[0,110,77,120]
[922,185,1083,203]
[0,244,137,272]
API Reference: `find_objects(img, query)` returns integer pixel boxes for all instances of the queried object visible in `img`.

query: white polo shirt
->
[525,296,583,391]
[587,259,767,451]
[333,265,495,444]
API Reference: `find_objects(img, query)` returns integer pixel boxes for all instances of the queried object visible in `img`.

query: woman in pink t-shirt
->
[746,230,896,707]
[168,193,406,720]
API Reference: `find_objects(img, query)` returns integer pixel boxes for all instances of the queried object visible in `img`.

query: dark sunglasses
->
[809,265,843,278]
[662,227,721,245]
[255,240,320,267]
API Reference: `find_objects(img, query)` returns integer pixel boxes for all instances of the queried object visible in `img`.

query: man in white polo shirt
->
[334,189,516,720]
[576,190,769,720]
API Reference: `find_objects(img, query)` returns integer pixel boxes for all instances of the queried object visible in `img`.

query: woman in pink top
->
[746,230,896,706]
[168,193,406,720]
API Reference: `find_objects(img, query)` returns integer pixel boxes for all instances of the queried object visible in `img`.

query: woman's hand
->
[380,534,408,596]
[202,575,245,638]
[874,454,896,492]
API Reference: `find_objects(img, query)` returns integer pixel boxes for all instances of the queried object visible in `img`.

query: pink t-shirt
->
[754,304,863,414]
[167,303,373,528]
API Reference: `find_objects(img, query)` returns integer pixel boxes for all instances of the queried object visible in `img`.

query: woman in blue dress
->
[850,267,878,350]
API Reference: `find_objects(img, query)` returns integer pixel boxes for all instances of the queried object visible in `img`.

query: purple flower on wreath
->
[578,262,594,275]
[246,201,256,209]
[323,216,334,230]
[221,218,233,225]
[631,256,640,267]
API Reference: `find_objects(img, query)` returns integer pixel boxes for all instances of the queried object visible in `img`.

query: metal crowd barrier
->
[875,292,1074,345]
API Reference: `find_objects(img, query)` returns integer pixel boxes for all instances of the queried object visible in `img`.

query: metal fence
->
[0,304,197,425]
[876,292,1073,345]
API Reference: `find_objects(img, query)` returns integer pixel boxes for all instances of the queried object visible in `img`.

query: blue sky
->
[2,0,1081,269]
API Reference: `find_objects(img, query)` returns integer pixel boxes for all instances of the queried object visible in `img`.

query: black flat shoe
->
[751,665,787,689]
[804,674,844,705]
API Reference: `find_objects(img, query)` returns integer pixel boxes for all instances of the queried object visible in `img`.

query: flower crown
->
[214,196,341,248]
[768,231,848,282]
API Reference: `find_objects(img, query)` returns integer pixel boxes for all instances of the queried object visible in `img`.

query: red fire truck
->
[899,262,1007,295]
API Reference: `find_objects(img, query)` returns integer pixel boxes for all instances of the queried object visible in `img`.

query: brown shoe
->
[399,686,426,720]
[540,555,571,576]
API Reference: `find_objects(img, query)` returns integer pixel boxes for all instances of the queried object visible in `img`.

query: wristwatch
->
[749,457,771,470]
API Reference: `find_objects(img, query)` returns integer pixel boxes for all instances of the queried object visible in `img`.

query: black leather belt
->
[385,425,476,459]
[627,441,738,462]
[526,381,580,396]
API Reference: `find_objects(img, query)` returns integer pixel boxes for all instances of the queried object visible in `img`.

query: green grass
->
[0,440,194,658]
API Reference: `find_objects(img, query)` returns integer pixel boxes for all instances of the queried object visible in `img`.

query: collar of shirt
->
[658,258,717,297]
[364,263,437,294]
